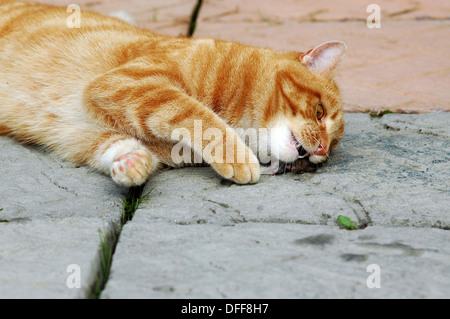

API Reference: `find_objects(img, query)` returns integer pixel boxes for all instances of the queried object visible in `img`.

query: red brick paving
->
[22,0,450,113]
[27,0,198,36]
[195,0,450,113]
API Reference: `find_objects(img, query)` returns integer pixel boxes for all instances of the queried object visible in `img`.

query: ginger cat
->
[0,1,346,187]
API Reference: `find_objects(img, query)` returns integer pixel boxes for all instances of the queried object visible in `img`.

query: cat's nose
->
[297,145,308,157]
[313,143,327,156]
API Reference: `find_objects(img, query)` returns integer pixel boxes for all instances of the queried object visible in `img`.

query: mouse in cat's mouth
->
[275,145,321,174]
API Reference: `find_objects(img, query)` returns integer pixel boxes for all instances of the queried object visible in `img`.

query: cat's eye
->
[317,102,325,120]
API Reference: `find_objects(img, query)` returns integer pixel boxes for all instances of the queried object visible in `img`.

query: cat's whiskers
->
[307,139,314,153]
[311,135,321,149]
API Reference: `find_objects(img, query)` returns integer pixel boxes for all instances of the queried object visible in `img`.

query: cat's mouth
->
[291,131,328,162]
[276,135,323,174]
[296,144,309,158]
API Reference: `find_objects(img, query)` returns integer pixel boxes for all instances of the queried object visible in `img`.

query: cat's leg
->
[52,127,159,187]
[84,71,259,184]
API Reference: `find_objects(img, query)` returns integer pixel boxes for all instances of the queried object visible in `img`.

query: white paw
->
[100,139,157,187]
[111,150,153,186]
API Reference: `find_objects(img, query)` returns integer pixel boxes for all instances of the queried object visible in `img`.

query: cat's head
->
[260,41,347,168]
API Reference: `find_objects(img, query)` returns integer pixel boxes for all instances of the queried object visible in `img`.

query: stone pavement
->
[1,113,449,298]
[194,0,450,113]
[1,0,449,299]
[0,137,125,298]
[100,113,450,299]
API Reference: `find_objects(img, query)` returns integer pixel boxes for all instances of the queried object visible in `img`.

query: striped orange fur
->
[0,1,347,186]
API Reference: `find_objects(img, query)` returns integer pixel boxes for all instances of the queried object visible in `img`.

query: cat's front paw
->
[211,153,260,184]
[111,150,155,187]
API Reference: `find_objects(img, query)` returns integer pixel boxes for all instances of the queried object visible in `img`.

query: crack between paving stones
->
[368,113,449,138]
[352,199,373,229]
[85,184,148,299]
[382,122,447,138]
[335,195,373,230]
[187,0,203,37]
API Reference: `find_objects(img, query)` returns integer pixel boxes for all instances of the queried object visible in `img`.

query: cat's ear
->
[300,41,347,79]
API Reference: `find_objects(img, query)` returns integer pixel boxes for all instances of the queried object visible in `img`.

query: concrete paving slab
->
[102,223,450,299]
[102,113,450,298]
[0,137,125,298]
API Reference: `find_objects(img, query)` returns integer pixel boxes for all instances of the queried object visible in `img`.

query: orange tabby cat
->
[0,1,346,187]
